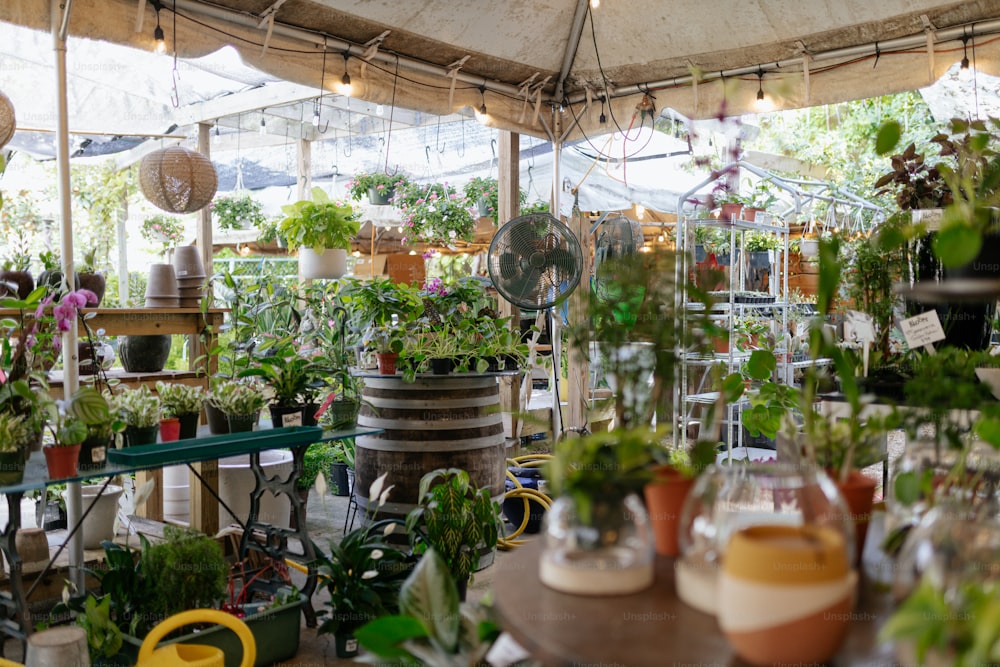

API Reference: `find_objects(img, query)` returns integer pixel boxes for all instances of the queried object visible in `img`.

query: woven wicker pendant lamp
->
[0,90,15,149]
[139,146,218,213]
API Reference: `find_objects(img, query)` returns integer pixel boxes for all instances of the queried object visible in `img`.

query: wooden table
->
[493,540,901,667]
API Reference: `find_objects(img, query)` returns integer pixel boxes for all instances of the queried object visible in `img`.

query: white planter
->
[62,485,123,549]
[218,450,294,528]
[299,247,347,280]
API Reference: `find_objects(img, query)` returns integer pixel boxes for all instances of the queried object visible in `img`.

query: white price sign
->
[900,311,946,350]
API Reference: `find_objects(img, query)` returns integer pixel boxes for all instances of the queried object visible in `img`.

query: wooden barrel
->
[355,375,507,520]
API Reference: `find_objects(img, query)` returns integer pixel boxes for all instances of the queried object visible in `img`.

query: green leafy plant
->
[347,171,411,202]
[315,473,412,638]
[211,193,268,231]
[355,548,503,666]
[278,186,360,252]
[140,214,185,254]
[544,429,654,536]
[239,345,322,407]
[394,182,476,246]
[880,575,1000,667]
[405,468,500,585]
[207,379,266,416]
[154,381,204,417]
[107,384,161,428]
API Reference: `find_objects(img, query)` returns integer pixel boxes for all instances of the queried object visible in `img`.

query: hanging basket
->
[139,146,218,214]
[0,90,14,150]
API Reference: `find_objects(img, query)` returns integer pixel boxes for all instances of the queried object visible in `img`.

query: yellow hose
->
[498,454,553,549]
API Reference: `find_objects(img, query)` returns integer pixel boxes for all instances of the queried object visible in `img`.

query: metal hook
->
[435,115,446,153]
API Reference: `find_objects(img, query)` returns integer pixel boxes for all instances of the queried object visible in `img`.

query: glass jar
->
[885,437,1000,556]
[676,461,853,615]
[539,492,654,596]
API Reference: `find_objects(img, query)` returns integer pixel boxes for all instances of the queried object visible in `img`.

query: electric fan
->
[487,213,584,309]
[593,214,644,301]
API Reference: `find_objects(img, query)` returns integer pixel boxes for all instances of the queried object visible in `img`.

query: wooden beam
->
[497,130,522,443]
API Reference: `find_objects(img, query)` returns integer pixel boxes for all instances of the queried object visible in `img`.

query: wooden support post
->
[566,211,591,432]
[497,130,522,446]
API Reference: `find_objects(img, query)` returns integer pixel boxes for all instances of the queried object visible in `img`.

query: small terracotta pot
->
[832,469,878,566]
[43,444,81,480]
[643,465,696,557]
[376,352,399,375]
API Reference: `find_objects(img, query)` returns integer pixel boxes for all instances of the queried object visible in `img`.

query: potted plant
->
[368,324,405,375]
[140,214,185,260]
[278,186,360,279]
[208,379,266,433]
[347,170,410,205]
[40,387,115,479]
[238,344,321,428]
[316,473,412,657]
[541,430,656,594]
[405,468,500,600]
[155,381,204,440]
[210,193,268,231]
[75,245,107,306]
[0,411,30,485]
[394,181,477,246]
[355,548,503,665]
[109,384,161,447]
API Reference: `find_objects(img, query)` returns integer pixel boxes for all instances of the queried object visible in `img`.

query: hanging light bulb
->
[475,84,488,123]
[153,3,166,54]
[338,53,353,96]
[754,68,773,112]
[959,35,973,81]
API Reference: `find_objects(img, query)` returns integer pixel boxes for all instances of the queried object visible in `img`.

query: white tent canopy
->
[2,0,1000,141]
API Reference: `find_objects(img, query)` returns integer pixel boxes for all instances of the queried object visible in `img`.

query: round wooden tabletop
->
[492,539,901,667]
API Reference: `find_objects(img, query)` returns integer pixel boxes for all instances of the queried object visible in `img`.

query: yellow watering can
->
[137,609,256,667]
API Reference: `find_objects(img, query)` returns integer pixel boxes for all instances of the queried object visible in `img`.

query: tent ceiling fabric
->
[1,0,1000,140]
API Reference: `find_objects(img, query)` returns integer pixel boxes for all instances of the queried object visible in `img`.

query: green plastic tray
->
[106,426,325,469]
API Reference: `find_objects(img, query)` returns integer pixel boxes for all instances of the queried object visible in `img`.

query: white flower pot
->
[299,247,346,280]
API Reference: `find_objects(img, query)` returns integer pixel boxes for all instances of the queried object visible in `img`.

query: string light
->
[152,2,166,54]
[338,52,353,96]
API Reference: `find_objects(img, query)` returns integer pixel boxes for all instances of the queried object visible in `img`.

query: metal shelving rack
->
[671,160,884,456]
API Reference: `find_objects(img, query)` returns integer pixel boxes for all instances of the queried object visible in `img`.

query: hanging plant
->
[140,214,185,255]
[347,171,411,203]
[395,182,476,247]
[210,194,268,231]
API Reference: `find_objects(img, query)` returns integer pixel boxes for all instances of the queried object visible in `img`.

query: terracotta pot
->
[159,417,181,442]
[643,465,696,557]
[720,202,742,221]
[833,469,878,566]
[43,444,81,480]
[719,524,854,665]
[376,352,399,375]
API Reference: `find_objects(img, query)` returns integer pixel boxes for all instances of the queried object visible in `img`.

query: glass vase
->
[539,492,654,595]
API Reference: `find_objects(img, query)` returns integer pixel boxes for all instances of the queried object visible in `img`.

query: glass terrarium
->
[676,461,854,615]
[539,492,655,596]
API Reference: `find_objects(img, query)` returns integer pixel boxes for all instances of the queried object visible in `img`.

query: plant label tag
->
[281,412,303,428]
[900,311,946,349]
[845,310,875,343]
